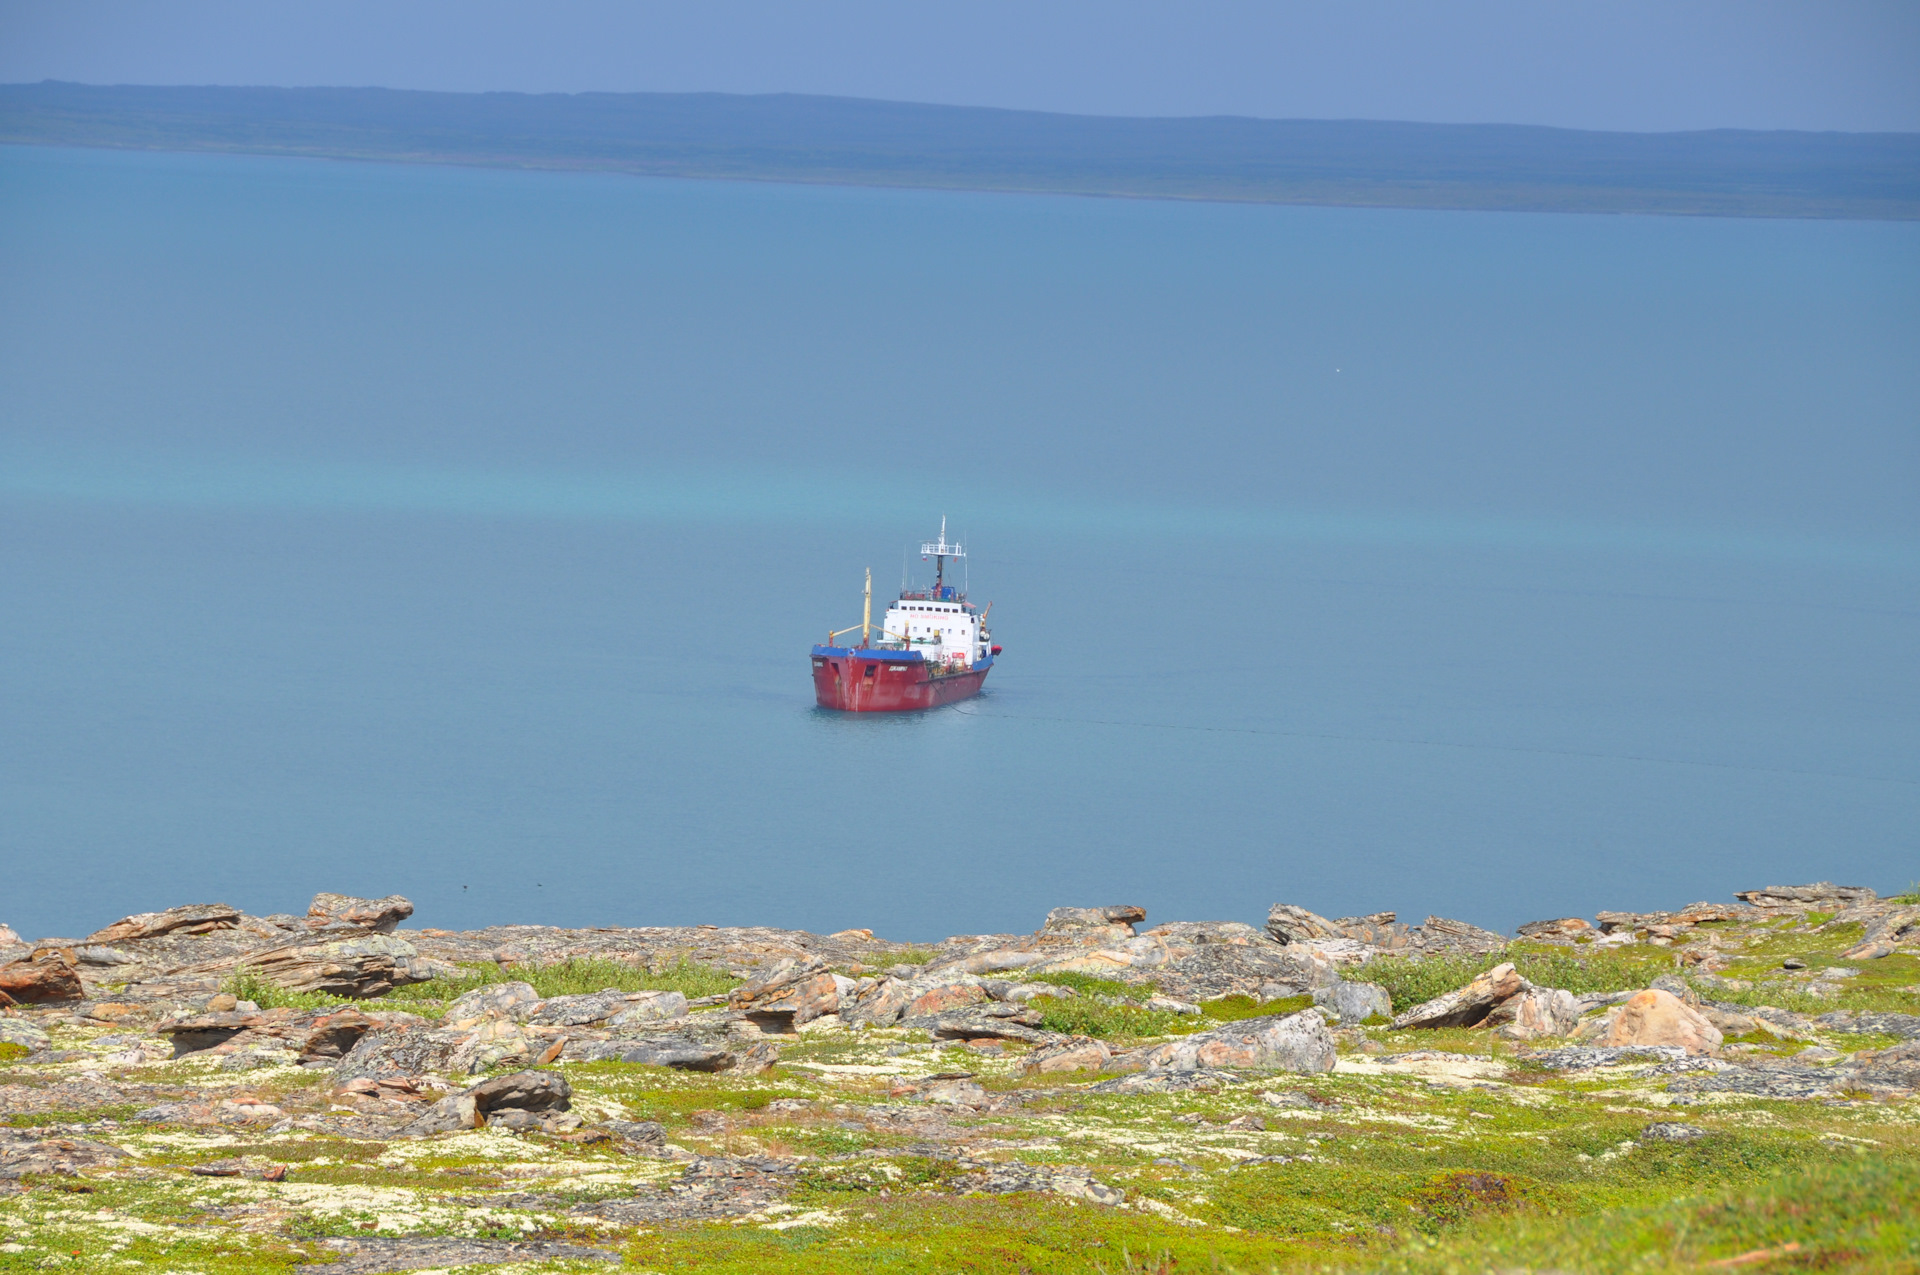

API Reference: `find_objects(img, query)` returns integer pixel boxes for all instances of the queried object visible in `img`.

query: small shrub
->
[1362,954,1496,1013]
[1410,1170,1544,1230]
[221,967,352,1012]
[0,1042,30,1062]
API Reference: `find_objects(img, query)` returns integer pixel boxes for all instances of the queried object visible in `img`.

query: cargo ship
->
[811,521,999,712]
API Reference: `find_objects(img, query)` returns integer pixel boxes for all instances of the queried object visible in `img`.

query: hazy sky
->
[2,1,1916,133]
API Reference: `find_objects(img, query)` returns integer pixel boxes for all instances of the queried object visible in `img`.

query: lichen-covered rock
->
[604,990,689,1029]
[1266,904,1343,945]
[1411,916,1507,956]
[1487,986,1582,1040]
[447,1017,539,1073]
[0,1132,129,1178]
[335,1024,470,1082]
[527,989,631,1026]
[305,893,414,933]
[196,933,444,998]
[906,983,989,1017]
[0,1020,51,1052]
[1315,980,1391,1025]
[86,903,240,944]
[445,981,541,1027]
[579,1038,735,1070]
[1134,1010,1335,1074]
[1023,1036,1112,1074]
[467,1069,570,1114]
[1840,906,1920,960]
[1516,917,1594,940]
[1734,883,1876,910]
[841,976,917,1026]
[1601,989,1723,1055]
[728,957,840,1025]
[912,1005,1052,1043]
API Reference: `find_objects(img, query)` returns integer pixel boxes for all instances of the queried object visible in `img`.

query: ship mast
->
[862,568,872,647]
[921,516,965,598]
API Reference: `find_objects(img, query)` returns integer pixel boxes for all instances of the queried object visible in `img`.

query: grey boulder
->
[1314,980,1391,1025]
[1134,1010,1335,1074]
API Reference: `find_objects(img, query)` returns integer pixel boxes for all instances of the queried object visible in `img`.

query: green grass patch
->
[1027,994,1197,1041]
[5,1104,142,1127]
[1024,971,1153,1002]
[605,1081,812,1126]
[380,955,738,1004]
[1374,1154,1920,1273]
[0,1042,27,1062]
[1199,994,1316,1023]
[860,947,941,970]
[620,1190,1319,1273]
[220,966,353,1012]
[1359,945,1679,1014]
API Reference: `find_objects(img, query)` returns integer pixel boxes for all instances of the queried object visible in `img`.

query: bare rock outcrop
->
[176,932,448,998]
[1485,986,1582,1040]
[86,903,242,944]
[0,951,83,1004]
[1840,906,1920,961]
[728,956,839,1027]
[1266,905,1504,957]
[1734,883,1877,910]
[306,893,415,933]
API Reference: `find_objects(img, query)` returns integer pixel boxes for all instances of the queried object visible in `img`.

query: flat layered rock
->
[305,893,414,933]
[86,903,241,944]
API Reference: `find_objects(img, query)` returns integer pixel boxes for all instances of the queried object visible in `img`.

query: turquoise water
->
[3,144,1916,942]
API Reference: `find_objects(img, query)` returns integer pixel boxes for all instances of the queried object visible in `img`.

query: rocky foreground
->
[1,883,1917,1273]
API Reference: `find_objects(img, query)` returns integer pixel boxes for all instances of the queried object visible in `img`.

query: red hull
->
[811,650,992,711]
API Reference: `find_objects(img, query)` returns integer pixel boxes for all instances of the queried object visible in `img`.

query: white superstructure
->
[877,518,992,670]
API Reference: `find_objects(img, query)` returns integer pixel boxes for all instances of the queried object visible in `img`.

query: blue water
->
[3,144,1916,943]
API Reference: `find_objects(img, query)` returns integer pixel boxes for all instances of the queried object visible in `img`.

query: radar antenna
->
[920,516,965,597]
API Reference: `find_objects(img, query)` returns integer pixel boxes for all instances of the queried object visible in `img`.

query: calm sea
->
[2,144,1916,943]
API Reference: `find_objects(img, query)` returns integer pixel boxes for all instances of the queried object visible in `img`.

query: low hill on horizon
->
[3,80,1916,220]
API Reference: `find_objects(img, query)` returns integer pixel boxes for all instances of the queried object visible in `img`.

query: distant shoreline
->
[3,81,1917,221]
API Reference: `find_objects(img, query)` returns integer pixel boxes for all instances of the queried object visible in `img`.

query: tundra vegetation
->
[0,884,1916,1273]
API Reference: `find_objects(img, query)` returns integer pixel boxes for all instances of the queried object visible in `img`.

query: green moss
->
[0,1042,27,1062]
